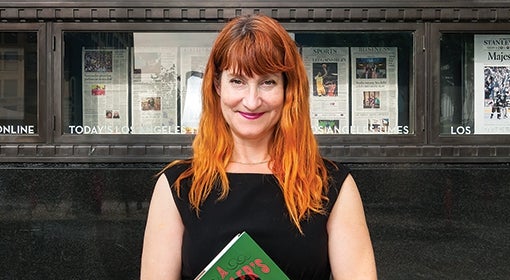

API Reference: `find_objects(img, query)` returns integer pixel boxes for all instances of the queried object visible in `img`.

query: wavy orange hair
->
[165,14,330,233]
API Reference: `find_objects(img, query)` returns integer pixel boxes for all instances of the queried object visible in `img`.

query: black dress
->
[165,161,350,280]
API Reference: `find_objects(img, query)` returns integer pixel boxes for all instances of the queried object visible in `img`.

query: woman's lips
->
[239,112,265,120]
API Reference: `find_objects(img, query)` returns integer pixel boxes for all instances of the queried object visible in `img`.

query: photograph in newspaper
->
[180,46,213,134]
[474,35,510,134]
[350,47,400,134]
[81,48,129,134]
[302,47,350,134]
[131,33,179,134]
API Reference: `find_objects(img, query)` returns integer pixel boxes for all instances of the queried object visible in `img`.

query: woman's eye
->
[260,80,278,89]
[230,78,243,85]
[262,80,276,86]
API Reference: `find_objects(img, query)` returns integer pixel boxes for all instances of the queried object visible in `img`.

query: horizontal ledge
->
[0,7,505,23]
[0,144,509,163]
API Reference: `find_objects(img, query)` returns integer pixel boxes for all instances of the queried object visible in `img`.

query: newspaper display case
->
[55,26,221,145]
[0,0,508,162]
[57,26,419,143]
[297,31,414,137]
[431,23,510,146]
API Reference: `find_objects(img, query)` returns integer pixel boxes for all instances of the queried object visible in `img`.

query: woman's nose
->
[242,85,262,110]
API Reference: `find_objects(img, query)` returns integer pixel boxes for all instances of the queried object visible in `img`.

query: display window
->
[0,27,43,140]
[433,24,510,144]
[54,23,423,144]
[294,32,414,135]
[60,30,217,139]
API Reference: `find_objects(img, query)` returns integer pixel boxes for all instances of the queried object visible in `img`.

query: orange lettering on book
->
[216,266,229,279]
[254,259,270,274]
[241,265,259,279]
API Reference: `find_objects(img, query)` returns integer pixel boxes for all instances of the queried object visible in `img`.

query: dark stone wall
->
[352,164,510,279]
[0,164,158,280]
[0,163,508,279]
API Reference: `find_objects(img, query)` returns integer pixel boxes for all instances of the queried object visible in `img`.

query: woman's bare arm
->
[141,174,184,280]
[327,174,377,280]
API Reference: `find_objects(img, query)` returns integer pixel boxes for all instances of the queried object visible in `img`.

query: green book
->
[194,231,290,280]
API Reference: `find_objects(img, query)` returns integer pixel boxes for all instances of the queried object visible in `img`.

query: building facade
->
[0,0,509,279]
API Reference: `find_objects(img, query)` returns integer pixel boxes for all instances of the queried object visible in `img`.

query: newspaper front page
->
[81,48,129,134]
[302,47,350,134]
[350,47,399,134]
[474,34,510,134]
[131,33,179,134]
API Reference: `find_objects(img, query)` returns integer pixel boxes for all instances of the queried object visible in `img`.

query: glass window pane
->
[0,32,37,133]
[62,32,217,135]
[440,33,510,135]
[4,79,18,97]
[63,31,413,136]
[439,34,475,135]
[295,32,413,135]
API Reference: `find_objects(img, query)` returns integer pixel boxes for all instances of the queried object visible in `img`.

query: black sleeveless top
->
[165,160,350,280]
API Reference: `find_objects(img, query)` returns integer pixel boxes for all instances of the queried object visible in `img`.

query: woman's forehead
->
[222,69,282,79]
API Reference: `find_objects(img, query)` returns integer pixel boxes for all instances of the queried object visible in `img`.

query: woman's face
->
[217,70,284,142]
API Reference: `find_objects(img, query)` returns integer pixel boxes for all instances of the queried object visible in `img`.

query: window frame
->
[284,22,425,145]
[52,22,226,145]
[52,21,425,146]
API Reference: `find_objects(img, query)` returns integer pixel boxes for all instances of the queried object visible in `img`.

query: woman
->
[141,14,377,280]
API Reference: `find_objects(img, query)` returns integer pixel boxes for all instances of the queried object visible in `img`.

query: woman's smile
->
[238,111,265,120]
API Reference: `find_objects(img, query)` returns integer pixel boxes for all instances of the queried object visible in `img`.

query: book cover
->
[194,232,290,280]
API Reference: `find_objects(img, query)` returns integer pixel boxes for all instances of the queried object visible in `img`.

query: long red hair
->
[165,14,330,233]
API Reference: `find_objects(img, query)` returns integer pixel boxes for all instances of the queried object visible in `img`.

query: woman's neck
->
[228,138,272,173]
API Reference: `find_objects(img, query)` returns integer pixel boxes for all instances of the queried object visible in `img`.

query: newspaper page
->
[81,48,129,134]
[350,47,399,134]
[302,47,350,134]
[474,35,510,134]
[131,33,179,134]
[180,47,212,134]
